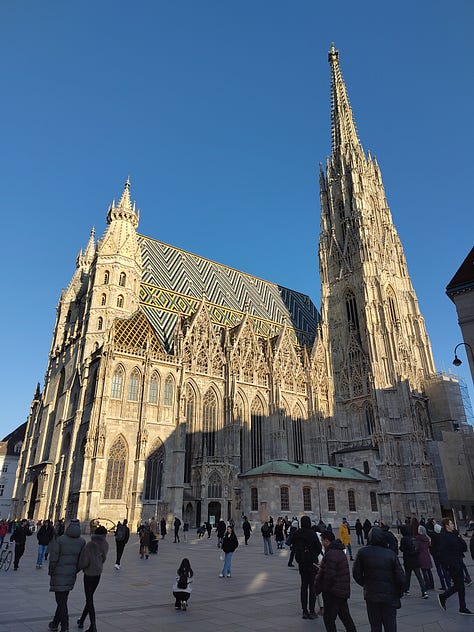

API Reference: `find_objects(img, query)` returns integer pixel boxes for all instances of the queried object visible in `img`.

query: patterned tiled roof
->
[138,235,320,351]
[240,460,378,482]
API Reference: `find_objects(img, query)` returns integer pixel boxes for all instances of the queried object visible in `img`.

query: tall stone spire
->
[328,43,362,158]
[106,176,139,227]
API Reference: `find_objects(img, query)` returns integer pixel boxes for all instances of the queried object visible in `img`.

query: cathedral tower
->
[319,44,438,518]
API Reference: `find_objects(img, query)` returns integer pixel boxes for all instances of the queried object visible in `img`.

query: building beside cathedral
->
[12,45,474,528]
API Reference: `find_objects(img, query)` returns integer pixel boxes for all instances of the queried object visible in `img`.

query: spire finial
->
[106,177,139,228]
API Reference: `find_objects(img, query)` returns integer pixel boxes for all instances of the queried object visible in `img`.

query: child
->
[173,558,193,610]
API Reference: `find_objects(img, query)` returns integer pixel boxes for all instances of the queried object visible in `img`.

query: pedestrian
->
[149,516,158,554]
[355,519,364,545]
[0,519,8,546]
[287,519,299,567]
[173,558,193,610]
[362,519,371,543]
[55,518,65,537]
[173,516,181,543]
[261,521,273,555]
[114,519,130,570]
[380,521,398,555]
[160,517,167,539]
[183,520,189,542]
[430,522,451,590]
[205,521,212,538]
[339,518,353,561]
[315,530,357,632]
[138,521,150,559]
[416,525,434,590]
[291,515,322,620]
[399,524,428,598]
[437,517,474,615]
[36,519,55,568]
[219,524,239,578]
[395,518,402,535]
[242,516,252,545]
[9,518,31,571]
[48,518,86,632]
[216,518,226,548]
[353,526,406,632]
[275,518,285,549]
[76,525,109,632]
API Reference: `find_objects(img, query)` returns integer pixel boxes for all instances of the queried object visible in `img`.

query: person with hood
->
[355,519,364,545]
[437,517,473,615]
[380,521,398,555]
[315,530,357,632]
[416,525,434,590]
[173,516,181,543]
[261,520,273,555]
[114,519,130,570]
[362,519,372,543]
[160,517,167,539]
[287,519,299,567]
[219,524,239,578]
[430,522,451,590]
[353,526,405,632]
[242,516,252,545]
[291,515,323,619]
[10,518,31,571]
[399,524,428,598]
[216,518,227,548]
[275,517,285,549]
[36,519,55,568]
[76,525,109,632]
[48,518,86,632]
[339,518,353,561]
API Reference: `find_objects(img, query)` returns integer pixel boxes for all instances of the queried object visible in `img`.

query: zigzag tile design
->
[138,235,320,350]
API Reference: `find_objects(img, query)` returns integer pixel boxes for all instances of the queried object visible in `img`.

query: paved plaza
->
[1,528,473,632]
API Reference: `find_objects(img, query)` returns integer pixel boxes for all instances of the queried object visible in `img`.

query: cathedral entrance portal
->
[27,478,38,520]
[208,501,221,524]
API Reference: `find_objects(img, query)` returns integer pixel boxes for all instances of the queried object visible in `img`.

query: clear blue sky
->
[1,1,473,438]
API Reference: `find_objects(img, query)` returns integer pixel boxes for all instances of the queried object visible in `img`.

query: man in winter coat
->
[242,516,252,545]
[315,530,357,632]
[36,519,55,568]
[216,518,227,548]
[355,519,364,545]
[437,517,473,615]
[291,515,323,620]
[173,516,181,543]
[353,526,405,632]
[77,525,109,631]
[114,519,130,570]
[380,521,398,555]
[339,518,353,561]
[48,518,85,632]
[399,524,428,598]
[10,518,31,570]
[362,519,372,543]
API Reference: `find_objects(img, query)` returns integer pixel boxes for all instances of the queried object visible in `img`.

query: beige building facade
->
[12,45,473,528]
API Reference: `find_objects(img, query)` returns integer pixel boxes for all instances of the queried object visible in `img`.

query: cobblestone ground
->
[0,529,473,631]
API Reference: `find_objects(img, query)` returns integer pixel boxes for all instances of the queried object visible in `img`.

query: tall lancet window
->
[184,384,196,484]
[202,389,217,457]
[251,397,264,468]
[386,287,398,325]
[144,441,165,500]
[104,436,127,499]
[345,290,360,333]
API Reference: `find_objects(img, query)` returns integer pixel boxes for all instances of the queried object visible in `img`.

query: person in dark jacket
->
[114,519,130,570]
[173,558,193,610]
[138,521,150,559]
[216,518,227,548]
[470,530,474,562]
[437,517,473,615]
[77,525,109,632]
[399,524,428,598]
[353,526,405,632]
[48,518,86,632]
[37,519,55,568]
[292,515,323,619]
[160,517,167,539]
[362,519,372,543]
[430,522,451,590]
[10,518,31,570]
[315,530,357,632]
[242,516,252,545]
[355,519,364,545]
[173,516,181,543]
[287,519,299,567]
[416,526,434,590]
[219,524,239,577]
[380,521,398,555]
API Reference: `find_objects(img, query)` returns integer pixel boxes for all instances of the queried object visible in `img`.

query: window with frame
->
[117,295,124,308]
[2,464,8,473]
[148,376,158,404]
[251,397,264,468]
[144,442,165,500]
[208,471,222,498]
[128,369,140,401]
[111,367,124,399]
[303,486,312,511]
[345,290,360,332]
[163,376,174,406]
[104,270,109,284]
[101,293,107,306]
[184,385,195,484]
[0,484,4,497]
[370,491,378,512]
[363,460,369,474]
[327,487,336,512]
[251,487,258,511]
[97,317,103,331]
[348,489,356,512]
[202,389,217,457]
[104,436,127,499]
[280,486,290,512]
[119,272,126,287]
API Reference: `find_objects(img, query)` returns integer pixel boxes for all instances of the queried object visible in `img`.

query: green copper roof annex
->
[239,460,378,482]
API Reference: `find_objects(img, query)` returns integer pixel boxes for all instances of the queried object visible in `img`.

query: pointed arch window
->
[144,442,165,500]
[386,288,398,324]
[370,491,378,512]
[251,397,264,468]
[104,270,110,285]
[292,405,304,463]
[203,389,217,457]
[101,293,107,306]
[365,404,375,435]
[327,487,336,512]
[119,272,126,287]
[163,375,174,406]
[111,367,124,399]
[251,487,258,511]
[148,374,159,404]
[104,436,127,499]
[184,384,195,484]
[97,317,103,331]
[128,369,140,401]
[345,290,360,333]
[117,295,124,308]
[208,471,222,498]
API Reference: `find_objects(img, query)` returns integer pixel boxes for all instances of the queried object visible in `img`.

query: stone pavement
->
[1,529,473,632]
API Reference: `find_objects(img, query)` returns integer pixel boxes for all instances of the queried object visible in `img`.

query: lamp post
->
[452,342,474,368]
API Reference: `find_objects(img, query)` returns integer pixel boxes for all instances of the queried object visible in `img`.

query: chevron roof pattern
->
[138,235,320,351]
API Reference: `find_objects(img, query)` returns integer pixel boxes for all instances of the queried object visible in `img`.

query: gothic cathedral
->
[13,45,444,527]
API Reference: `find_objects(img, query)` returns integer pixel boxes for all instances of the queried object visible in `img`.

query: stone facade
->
[12,45,473,528]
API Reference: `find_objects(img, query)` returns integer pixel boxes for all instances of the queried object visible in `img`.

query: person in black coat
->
[114,519,130,570]
[291,515,322,620]
[37,519,55,568]
[437,518,473,615]
[362,519,372,543]
[399,524,428,598]
[219,525,239,578]
[380,521,398,555]
[10,518,32,570]
[353,526,405,632]
[355,519,364,545]
[315,530,357,632]
[242,517,252,545]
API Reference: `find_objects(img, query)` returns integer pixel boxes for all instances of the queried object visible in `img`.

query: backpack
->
[177,573,188,590]
[115,524,126,542]
[404,536,419,556]
[295,543,314,566]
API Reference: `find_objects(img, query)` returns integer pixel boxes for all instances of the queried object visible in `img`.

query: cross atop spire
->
[106,177,139,227]
[328,43,362,156]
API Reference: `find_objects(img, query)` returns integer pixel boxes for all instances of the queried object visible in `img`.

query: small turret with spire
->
[106,176,140,227]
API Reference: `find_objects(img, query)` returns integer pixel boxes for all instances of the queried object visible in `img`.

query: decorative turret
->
[106,177,139,227]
